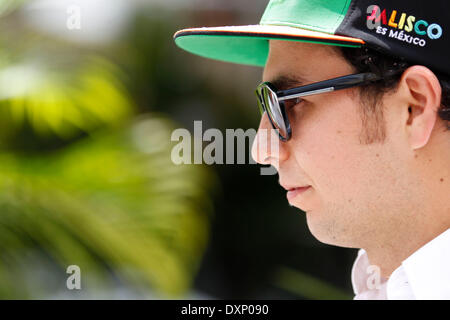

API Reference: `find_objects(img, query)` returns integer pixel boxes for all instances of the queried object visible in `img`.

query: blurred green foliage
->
[0,1,215,299]
[0,0,25,17]
[0,115,215,298]
[0,56,133,140]
[274,267,351,300]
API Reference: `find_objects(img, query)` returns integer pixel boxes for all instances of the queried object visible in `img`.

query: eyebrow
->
[268,74,308,91]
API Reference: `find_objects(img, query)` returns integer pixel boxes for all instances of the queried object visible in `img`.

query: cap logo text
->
[366,5,442,47]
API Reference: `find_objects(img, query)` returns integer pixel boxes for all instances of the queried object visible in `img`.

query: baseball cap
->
[174,0,449,76]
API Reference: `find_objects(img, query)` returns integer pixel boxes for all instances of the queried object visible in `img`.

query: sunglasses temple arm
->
[333,73,381,90]
[278,72,381,99]
[278,87,334,101]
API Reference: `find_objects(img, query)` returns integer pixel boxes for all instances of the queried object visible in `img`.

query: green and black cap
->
[174,0,449,76]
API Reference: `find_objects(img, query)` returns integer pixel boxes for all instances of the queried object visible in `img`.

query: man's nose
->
[251,113,286,167]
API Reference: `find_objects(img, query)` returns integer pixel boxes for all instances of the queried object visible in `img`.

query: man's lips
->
[281,184,311,191]
[282,185,311,202]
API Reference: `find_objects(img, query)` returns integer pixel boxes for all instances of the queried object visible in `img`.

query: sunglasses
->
[255,72,385,141]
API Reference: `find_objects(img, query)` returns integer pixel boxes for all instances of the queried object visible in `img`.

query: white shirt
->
[351,228,450,300]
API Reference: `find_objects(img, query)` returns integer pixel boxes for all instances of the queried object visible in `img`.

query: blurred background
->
[0,0,357,299]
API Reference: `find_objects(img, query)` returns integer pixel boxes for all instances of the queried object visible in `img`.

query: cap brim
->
[174,24,365,67]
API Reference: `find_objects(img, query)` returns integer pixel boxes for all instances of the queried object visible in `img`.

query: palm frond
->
[0,56,134,140]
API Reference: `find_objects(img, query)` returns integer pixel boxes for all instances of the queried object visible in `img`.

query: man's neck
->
[365,148,450,278]
[365,223,450,278]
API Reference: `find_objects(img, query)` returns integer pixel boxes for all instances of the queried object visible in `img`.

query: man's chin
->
[305,213,356,248]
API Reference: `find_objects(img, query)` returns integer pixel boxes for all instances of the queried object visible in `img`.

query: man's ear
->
[399,66,442,150]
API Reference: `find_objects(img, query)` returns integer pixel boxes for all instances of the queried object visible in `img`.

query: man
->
[174,0,450,299]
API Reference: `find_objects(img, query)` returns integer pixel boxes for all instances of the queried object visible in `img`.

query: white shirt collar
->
[351,228,450,300]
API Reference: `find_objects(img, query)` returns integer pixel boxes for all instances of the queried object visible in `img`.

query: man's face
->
[252,40,420,248]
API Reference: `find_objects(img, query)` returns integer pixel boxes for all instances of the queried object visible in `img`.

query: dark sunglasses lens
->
[259,85,288,139]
